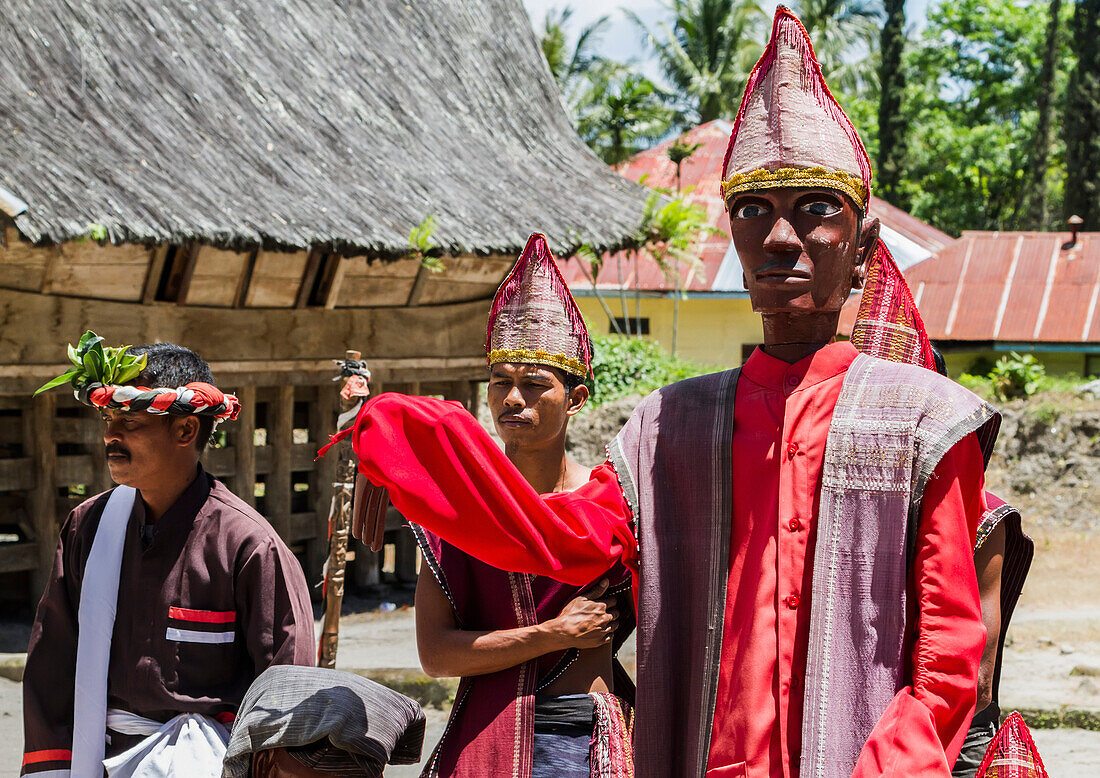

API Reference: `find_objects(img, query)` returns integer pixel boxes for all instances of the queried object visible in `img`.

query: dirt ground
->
[2,547,1096,778]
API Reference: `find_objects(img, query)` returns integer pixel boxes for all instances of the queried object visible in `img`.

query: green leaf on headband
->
[115,353,146,384]
[39,331,147,398]
[34,367,81,396]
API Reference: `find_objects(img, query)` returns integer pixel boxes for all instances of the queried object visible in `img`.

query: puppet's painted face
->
[727,187,874,315]
[100,407,199,489]
[487,362,587,453]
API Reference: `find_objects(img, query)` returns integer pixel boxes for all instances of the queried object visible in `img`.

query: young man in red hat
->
[410,234,634,778]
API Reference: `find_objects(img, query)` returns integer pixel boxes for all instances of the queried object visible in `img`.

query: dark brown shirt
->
[21,467,315,773]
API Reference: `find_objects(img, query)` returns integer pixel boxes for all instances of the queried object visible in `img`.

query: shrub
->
[989,352,1046,401]
[587,333,715,407]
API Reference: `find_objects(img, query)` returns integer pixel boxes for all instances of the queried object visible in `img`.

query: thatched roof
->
[0,0,648,257]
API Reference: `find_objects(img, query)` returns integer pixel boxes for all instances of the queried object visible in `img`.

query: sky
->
[520,0,937,85]
[521,0,669,82]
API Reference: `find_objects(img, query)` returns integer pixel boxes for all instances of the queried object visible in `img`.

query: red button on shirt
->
[788,518,802,532]
[784,594,800,609]
[786,442,799,459]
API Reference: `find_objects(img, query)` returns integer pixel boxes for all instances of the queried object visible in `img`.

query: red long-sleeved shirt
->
[352,344,985,777]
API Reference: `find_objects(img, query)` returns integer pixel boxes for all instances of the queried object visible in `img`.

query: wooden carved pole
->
[318,349,371,668]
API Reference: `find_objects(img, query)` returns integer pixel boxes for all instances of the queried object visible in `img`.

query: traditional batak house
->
[559,121,954,366]
[0,0,648,604]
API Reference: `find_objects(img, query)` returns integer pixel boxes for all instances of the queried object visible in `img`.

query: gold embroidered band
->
[487,348,588,377]
[721,167,869,211]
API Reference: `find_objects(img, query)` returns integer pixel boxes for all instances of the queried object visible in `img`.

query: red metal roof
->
[559,120,955,294]
[838,231,1100,344]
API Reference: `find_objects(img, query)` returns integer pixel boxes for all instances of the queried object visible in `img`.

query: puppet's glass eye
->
[733,202,770,219]
[800,200,841,217]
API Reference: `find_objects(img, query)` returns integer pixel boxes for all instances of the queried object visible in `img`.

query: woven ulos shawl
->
[849,240,938,370]
[976,711,1049,778]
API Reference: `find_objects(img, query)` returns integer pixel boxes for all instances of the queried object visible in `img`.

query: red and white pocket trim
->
[166,607,236,644]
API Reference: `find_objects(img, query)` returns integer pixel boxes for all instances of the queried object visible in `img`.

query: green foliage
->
[957,371,995,400]
[409,214,443,273]
[793,0,882,96]
[539,6,612,114]
[574,63,676,164]
[35,331,147,395]
[82,222,108,241]
[588,333,715,406]
[898,0,1074,233]
[634,192,717,290]
[627,0,766,124]
[989,351,1047,400]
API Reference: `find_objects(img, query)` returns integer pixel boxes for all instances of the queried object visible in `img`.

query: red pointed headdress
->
[975,711,1049,778]
[850,242,937,370]
[486,233,593,377]
[721,6,872,210]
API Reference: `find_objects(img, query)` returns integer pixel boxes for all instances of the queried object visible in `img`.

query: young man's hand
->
[542,579,619,650]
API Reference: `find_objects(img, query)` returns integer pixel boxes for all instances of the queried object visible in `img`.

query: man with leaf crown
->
[22,335,314,778]
[343,9,995,777]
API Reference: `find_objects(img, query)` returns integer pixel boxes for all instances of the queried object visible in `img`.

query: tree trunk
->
[1017,0,1063,229]
[616,252,631,335]
[1065,0,1100,229]
[877,0,907,202]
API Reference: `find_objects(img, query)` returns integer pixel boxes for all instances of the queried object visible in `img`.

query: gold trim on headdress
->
[487,348,588,378]
[721,167,868,211]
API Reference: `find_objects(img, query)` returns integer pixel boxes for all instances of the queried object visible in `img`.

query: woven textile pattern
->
[721,7,872,209]
[589,692,634,778]
[975,711,1049,778]
[850,241,938,371]
[487,233,592,377]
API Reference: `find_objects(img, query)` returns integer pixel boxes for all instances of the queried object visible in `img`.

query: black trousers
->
[531,694,594,778]
[951,703,1000,778]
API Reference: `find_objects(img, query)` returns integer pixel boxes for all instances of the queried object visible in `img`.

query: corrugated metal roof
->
[839,231,1100,344]
[559,120,954,294]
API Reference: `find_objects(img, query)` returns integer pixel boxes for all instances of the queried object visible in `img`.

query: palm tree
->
[793,0,881,97]
[628,0,766,124]
[539,6,611,114]
[574,62,676,165]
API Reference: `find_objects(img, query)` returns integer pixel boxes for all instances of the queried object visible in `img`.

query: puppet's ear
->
[857,217,880,273]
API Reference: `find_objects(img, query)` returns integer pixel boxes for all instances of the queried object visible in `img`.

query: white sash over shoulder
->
[71,485,136,778]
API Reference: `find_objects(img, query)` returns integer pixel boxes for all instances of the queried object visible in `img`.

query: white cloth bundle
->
[103,710,229,777]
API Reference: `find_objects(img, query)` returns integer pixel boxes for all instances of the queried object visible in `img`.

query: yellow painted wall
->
[943,350,1091,378]
[576,295,762,368]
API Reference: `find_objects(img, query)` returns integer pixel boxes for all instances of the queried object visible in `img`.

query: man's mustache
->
[105,443,131,459]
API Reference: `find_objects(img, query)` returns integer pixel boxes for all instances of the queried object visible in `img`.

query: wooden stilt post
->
[28,393,57,600]
[270,385,294,540]
[234,386,257,507]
